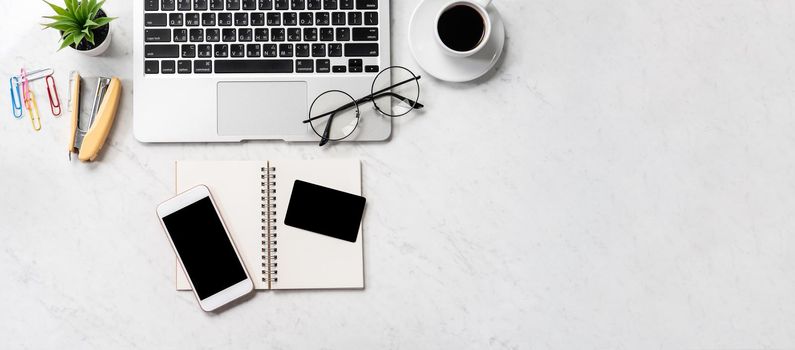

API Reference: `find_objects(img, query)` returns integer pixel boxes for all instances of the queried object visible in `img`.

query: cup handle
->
[476,0,492,7]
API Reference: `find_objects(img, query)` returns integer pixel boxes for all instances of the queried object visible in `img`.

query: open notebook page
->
[270,159,364,289]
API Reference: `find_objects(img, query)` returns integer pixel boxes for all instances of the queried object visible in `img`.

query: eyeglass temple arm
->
[318,111,336,146]
[303,75,423,123]
[369,92,424,109]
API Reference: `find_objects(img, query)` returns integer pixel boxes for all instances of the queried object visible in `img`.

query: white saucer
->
[408,0,506,83]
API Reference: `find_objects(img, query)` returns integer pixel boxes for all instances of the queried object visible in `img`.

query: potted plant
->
[42,0,116,56]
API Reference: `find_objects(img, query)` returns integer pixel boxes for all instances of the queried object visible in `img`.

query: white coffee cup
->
[435,0,493,57]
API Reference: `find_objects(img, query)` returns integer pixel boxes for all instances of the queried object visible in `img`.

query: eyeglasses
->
[302,66,424,146]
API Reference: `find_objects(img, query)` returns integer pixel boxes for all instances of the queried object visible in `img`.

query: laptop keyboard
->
[143,0,381,74]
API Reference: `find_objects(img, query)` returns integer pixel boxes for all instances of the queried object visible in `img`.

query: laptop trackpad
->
[217,81,307,137]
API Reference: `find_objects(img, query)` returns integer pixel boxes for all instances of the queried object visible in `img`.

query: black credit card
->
[284,180,366,243]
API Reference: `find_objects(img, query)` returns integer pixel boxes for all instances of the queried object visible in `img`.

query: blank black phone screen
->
[162,197,247,300]
[284,180,366,243]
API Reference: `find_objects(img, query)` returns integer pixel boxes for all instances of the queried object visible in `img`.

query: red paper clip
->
[46,75,61,116]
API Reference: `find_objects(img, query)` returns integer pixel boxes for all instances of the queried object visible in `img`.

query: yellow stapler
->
[67,72,122,162]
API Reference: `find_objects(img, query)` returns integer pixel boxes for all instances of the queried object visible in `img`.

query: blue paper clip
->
[9,77,22,119]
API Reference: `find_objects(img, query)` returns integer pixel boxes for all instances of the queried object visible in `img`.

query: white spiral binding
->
[260,165,278,286]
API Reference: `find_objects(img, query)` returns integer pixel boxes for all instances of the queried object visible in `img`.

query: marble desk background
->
[2,0,795,348]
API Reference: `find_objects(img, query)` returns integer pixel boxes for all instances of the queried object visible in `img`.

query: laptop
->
[133,0,392,142]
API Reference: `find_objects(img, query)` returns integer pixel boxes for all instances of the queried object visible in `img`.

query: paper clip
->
[46,75,62,116]
[9,77,22,118]
[25,90,42,132]
[17,68,54,82]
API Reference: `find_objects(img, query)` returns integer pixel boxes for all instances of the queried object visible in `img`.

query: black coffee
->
[437,4,486,52]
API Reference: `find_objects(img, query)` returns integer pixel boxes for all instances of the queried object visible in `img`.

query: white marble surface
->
[2,0,795,348]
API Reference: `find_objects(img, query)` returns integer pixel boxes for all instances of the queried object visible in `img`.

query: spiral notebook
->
[174,159,364,290]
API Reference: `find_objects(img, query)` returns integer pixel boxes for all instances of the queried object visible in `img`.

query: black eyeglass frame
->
[302,66,424,146]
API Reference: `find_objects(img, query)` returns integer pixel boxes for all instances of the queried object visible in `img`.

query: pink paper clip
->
[45,75,61,116]
[20,68,30,106]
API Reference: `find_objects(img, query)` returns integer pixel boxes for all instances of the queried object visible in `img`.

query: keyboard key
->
[320,28,334,41]
[267,13,281,26]
[231,44,245,57]
[178,60,192,73]
[275,0,289,10]
[251,12,265,26]
[332,65,346,73]
[335,27,349,41]
[218,12,233,26]
[235,13,249,26]
[365,65,379,72]
[316,12,330,25]
[328,43,342,56]
[271,28,285,41]
[331,12,345,25]
[349,65,362,73]
[145,29,171,42]
[194,0,208,10]
[348,11,362,25]
[198,44,213,57]
[355,0,376,9]
[303,28,318,41]
[226,0,241,10]
[324,0,337,9]
[259,0,273,9]
[162,0,176,11]
[145,60,159,74]
[210,0,224,10]
[215,59,294,73]
[239,28,253,41]
[214,44,229,57]
[299,12,313,26]
[364,11,377,25]
[190,28,204,41]
[146,0,159,11]
[308,0,322,9]
[162,60,176,74]
[283,12,297,26]
[169,13,184,26]
[291,0,305,10]
[340,0,353,9]
[344,43,378,56]
[348,58,362,68]
[178,0,192,10]
[263,44,277,57]
[182,44,196,57]
[222,28,237,42]
[295,43,309,57]
[201,13,216,26]
[173,28,188,42]
[145,44,180,58]
[312,43,325,57]
[287,28,301,41]
[243,0,257,9]
[206,28,221,41]
[195,60,213,73]
[352,27,377,41]
[255,28,269,41]
[145,13,168,27]
[186,13,201,26]
[317,59,330,72]
[296,59,314,73]
[247,43,261,57]
[279,43,293,57]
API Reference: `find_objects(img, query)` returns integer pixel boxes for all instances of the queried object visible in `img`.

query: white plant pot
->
[78,23,112,56]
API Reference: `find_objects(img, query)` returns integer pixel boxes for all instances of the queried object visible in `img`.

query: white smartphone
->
[156,185,254,312]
